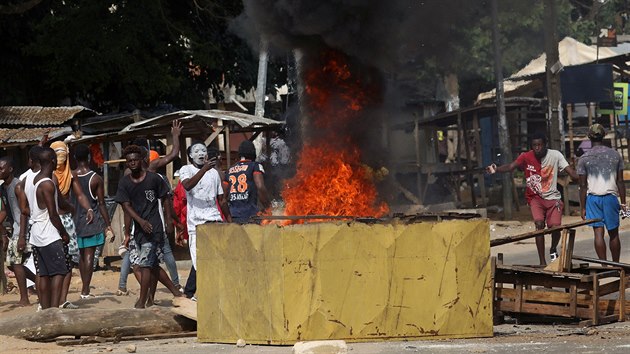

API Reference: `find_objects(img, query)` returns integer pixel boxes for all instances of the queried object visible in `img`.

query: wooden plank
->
[472,113,487,206]
[494,273,584,288]
[496,287,591,304]
[597,299,630,316]
[544,229,568,272]
[495,264,588,279]
[564,229,576,272]
[620,270,626,322]
[498,301,600,319]
[570,284,577,317]
[497,301,573,318]
[593,273,600,325]
[491,219,600,247]
[568,103,574,160]
[515,284,523,312]
[595,279,622,297]
[204,125,226,146]
[172,297,197,321]
[572,255,630,270]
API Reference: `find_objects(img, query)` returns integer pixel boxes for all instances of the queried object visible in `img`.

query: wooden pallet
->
[493,261,628,326]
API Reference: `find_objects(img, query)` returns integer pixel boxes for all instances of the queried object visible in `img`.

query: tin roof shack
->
[0,106,97,172]
[72,109,283,196]
[477,37,630,162]
[388,100,542,212]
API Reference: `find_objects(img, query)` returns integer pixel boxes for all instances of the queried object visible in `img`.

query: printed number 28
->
[229,174,248,193]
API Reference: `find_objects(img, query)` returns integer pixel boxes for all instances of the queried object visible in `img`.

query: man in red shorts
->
[487,133,578,265]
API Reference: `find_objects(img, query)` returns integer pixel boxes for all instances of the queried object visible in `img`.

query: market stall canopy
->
[120,109,282,132]
[477,37,624,103]
[73,109,284,144]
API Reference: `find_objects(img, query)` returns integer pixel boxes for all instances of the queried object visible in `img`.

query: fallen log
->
[0,307,196,341]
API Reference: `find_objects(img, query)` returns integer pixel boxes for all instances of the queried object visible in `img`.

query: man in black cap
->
[578,123,627,262]
[224,140,271,223]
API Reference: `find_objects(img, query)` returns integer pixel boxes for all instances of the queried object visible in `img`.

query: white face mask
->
[189,144,207,166]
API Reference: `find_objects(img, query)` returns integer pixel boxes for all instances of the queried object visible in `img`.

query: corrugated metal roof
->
[121,109,283,132]
[0,126,72,145]
[477,37,625,102]
[0,106,95,126]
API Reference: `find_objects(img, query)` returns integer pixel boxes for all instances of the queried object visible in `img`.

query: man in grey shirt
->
[578,124,627,262]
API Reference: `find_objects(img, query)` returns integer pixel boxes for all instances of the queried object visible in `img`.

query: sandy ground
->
[2,207,630,353]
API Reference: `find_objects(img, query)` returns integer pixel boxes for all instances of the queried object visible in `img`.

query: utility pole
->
[254,39,269,118]
[491,0,513,219]
[253,38,269,160]
[543,0,563,152]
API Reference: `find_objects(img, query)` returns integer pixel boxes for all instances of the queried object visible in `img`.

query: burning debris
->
[234,1,474,223]
[281,50,388,221]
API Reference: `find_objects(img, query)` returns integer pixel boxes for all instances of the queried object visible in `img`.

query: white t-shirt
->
[25,176,61,247]
[178,164,223,233]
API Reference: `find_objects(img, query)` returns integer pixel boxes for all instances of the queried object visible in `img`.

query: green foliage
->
[0,0,278,111]
[448,0,630,105]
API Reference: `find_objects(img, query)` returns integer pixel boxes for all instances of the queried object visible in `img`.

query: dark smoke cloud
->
[235,0,473,73]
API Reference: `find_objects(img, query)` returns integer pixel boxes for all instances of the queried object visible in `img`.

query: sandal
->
[59,301,79,309]
[80,294,96,299]
[116,288,129,296]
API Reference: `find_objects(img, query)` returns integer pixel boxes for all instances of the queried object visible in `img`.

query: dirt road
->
[1,213,630,353]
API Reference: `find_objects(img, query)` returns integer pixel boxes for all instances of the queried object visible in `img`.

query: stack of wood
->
[492,219,630,326]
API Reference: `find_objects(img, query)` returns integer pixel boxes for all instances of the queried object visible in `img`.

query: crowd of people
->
[1,120,278,310]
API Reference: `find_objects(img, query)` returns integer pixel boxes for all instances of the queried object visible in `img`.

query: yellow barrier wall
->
[197,219,492,344]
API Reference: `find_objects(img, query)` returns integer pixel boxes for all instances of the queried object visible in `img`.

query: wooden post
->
[460,112,476,206]
[568,103,574,160]
[593,272,600,325]
[473,112,487,206]
[564,229,576,272]
[0,244,6,294]
[166,134,174,188]
[610,113,617,150]
[414,119,423,205]
[179,135,188,165]
[619,269,626,322]
[225,124,231,166]
[569,284,577,317]
[492,0,513,219]
[103,142,109,197]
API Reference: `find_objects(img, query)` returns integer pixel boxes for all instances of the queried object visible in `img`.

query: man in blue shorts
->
[578,124,627,262]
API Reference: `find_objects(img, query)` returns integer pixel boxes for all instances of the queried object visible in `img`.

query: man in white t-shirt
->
[179,142,231,273]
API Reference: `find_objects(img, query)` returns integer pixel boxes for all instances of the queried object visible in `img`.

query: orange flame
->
[279,50,388,224]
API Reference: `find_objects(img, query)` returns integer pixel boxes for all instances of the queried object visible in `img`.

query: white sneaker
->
[550,252,559,262]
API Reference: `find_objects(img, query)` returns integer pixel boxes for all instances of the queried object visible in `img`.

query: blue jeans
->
[118,234,180,289]
[161,234,180,287]
[118,250,131,290]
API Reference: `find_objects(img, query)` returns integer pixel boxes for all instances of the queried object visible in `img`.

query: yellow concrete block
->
[197,219,492,344]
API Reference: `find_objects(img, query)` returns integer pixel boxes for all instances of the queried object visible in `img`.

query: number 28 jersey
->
[225,159,264,219]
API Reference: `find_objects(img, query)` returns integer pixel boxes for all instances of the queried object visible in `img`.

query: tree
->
[0,0,282,111]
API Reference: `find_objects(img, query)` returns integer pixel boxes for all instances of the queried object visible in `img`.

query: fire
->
[279,50,388,223]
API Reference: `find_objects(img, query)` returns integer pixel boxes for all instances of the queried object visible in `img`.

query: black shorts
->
[33,240,70,277]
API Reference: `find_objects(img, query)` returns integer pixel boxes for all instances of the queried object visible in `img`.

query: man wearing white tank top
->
[25,147,71,309]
